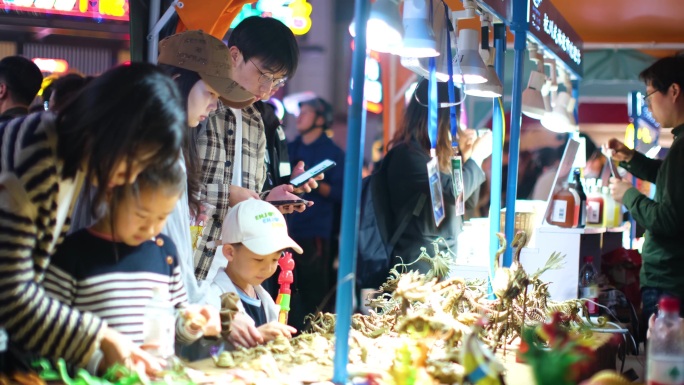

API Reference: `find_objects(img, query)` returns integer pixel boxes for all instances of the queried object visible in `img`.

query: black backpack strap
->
[387,193,427,250]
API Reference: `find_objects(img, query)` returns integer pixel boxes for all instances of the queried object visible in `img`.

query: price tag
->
[427,156,445,227]
[451,150,465,217]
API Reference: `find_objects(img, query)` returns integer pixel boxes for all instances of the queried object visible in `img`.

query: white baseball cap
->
[220,199,303,255]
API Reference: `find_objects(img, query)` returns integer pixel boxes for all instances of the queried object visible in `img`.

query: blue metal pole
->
[503,0,528,267]
[332,0,369,382]
[628,91,640,249]
[489,22,506,293]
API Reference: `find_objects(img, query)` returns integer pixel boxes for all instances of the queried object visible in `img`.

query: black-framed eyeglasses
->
[249,59,287,89]
[642,89,658,105]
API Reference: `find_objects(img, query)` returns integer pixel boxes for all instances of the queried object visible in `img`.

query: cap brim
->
[242,235,303,255]
[200,72,255,108]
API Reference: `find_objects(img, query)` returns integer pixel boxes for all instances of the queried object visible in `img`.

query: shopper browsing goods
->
[209,199,302,348]
[44,163,220,373]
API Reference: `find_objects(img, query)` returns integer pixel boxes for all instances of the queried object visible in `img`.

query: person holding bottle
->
[606,56,684,323]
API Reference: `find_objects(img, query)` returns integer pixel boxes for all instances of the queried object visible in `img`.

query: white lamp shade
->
[348,0,403,53]
[541,92,578,132]
[522,70,547,119]
[452,28,487,84]
[464,65,503,98]
[399,0,438,58]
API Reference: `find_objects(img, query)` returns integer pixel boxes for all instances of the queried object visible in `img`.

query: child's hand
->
[228,312,264,348]
[257,322,297,342]
[184,305,221,337]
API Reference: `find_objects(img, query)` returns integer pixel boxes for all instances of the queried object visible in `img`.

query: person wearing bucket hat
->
[68,30,248,307]
[158,30,254,111]
[193,17,319,283]
[154,29,252,306]
[208,199,301,347]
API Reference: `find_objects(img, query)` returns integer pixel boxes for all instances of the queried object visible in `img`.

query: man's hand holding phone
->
[265,184,313,214]
[289,160,335,192]
[290,161,323,194]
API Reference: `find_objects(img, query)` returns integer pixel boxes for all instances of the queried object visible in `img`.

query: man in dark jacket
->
[286,97,345,330]
[608,56,684,320]
[0,56,43,122]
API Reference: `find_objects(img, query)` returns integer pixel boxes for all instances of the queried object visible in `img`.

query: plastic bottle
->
[547,181,580,228]
[572,170,587,228]
[647,297,684,385]
[142,286,176,360]
[579,256,599,316]
[586,180,605,227]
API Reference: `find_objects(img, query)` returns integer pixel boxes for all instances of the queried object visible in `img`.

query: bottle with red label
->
[648,297,684,385]
[579,256,599,316]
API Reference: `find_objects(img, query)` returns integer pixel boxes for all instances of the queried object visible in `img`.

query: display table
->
[521,225,629,301]
[186,332,617,385]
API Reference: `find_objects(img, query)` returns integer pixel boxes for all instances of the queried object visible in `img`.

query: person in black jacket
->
[0,56,43,122]
[378,79,491,272]
[256,100,292,192]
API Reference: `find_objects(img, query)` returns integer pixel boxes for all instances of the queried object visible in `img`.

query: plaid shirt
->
[194,102,267,279]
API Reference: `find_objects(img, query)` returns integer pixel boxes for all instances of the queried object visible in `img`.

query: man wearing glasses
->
[606,56,684,323]
[194,16,316,282]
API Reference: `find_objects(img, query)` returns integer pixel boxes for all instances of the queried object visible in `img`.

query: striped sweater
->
[0,112,103,367]
[43,230,199,347]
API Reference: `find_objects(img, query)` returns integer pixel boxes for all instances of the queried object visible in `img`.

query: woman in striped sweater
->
[0,63,185,373]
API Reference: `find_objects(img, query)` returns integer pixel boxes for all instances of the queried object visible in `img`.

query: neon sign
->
[32,58,68,73]
[347,42,383,114]
[231,0,312,36]
[0,0,129,21]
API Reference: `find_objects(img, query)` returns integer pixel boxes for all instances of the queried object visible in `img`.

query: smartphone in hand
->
[289,159,336,188]
[268,199,309,207]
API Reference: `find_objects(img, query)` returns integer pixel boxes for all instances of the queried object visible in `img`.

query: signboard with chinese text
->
[0,0,129,21]
[528,0,583,77]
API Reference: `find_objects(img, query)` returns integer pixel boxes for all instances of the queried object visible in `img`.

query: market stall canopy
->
[445,0,684,57]
[552,0,684,57]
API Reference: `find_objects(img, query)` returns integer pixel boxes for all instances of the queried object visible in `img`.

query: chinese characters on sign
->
[529,0,583,77]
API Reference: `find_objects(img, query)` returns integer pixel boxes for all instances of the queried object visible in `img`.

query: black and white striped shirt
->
[44,230,197,346]
[0,112,103,367]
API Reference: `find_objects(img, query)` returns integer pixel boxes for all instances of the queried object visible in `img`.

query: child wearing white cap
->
[209,199,303,348]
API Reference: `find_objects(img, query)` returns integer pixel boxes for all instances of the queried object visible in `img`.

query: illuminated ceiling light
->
[348,0,403,53]
[399,3,452,81]
[541,91,577,132]
[452,28,487,84]
[399,0,439,58]
[522,44,548,119]
[522,70,548,119]
[464,47,502,98]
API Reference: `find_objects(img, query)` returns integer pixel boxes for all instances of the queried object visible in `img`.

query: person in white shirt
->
[210,199,302,348]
